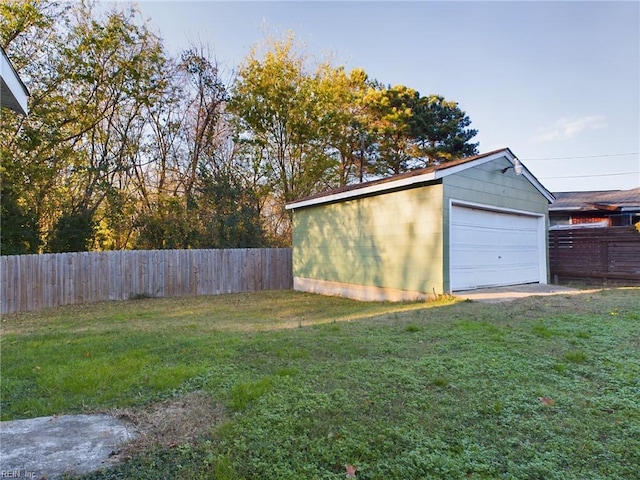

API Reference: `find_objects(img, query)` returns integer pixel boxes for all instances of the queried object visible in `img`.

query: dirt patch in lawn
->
[0,391,226,479]
[112,391,227,459]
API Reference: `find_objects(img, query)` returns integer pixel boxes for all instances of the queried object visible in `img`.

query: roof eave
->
[286,171,439,210]
[447,148,555,204]
[549,206,586,212]
[286,148,555,210]
[1,47,29,116]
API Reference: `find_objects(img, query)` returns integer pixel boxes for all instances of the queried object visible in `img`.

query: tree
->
[1,3,480,252]
[1,1,171,252]
[229,33,341,242]
[134,196,199,250]
[363,84,418,176]
[0,180,40,255]
[411,95,478,165]
[362,86,479,175]
[178,47,230,205]
[194,166,268,248]
[50,3,169,251]
[46,209,94,253]
[130,46,234,250]
[1,0,67,252]
[318,67,373,185]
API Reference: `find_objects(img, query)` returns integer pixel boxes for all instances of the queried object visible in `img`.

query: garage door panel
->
[451,205,542,290]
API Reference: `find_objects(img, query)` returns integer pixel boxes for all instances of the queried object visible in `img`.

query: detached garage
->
[286,148,555,301]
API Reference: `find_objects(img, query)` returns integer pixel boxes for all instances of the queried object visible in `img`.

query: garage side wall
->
[292,184,444,301]
[442,156,550,291]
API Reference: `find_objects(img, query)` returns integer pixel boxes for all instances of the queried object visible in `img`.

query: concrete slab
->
[453,283,588,303]
[0,414,136,479]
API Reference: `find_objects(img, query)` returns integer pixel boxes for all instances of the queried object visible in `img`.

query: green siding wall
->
[442,156,550,291]
[293,184,445,294]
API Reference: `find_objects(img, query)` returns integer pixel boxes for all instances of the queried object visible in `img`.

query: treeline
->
[1,1,478,254]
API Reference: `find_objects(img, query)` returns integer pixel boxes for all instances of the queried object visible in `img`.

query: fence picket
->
[549,226,640,283]
[1,248,293,314]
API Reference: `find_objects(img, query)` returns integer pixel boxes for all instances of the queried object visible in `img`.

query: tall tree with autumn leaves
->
[230,33,479,189]
[1,2,479,251]
[1,1,170,252]
[229,34,349,240]
[229,33,479,240]
[229,34,339,202]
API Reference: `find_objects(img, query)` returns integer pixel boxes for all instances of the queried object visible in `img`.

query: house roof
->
[1,46,29,116]
[550,187,640,212]
[286,148,555,210]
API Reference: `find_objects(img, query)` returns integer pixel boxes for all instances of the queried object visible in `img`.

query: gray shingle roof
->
[550,187,640,211]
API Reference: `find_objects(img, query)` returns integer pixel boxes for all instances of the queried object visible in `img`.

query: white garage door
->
[450,205,542,290]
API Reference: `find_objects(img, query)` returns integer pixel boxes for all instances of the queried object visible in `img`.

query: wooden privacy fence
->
[549,227,640,284]
[1,248,293,314]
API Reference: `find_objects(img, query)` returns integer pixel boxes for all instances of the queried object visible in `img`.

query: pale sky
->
[112,0,640,193]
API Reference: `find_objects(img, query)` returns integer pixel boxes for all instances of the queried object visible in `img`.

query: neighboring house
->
[1,46,29,116]
[286,148,555,301]
[549,188,640,229]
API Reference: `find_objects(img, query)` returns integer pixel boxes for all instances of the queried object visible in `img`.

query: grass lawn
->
[1,288,639,479]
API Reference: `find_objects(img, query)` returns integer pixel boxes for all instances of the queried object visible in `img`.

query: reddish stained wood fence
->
[549,227,640,284]
[1,248,293,314]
